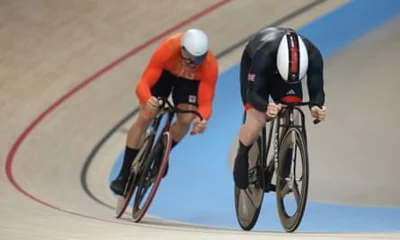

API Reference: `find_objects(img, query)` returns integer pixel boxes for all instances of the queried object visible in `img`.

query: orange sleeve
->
[197,58,219,121]
[135,41,170,105]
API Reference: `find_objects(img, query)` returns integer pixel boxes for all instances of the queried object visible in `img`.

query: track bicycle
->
[234,100,322,232]
[114,97,203,223]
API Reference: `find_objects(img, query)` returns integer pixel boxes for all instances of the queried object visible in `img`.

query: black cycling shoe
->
[233,154,249,189]
[110,175,129,196]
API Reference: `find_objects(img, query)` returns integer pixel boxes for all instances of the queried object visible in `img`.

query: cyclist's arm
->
[306,46,325,108]
[135,42,169,105]
[197,60,219,121]
[247,51,271,112]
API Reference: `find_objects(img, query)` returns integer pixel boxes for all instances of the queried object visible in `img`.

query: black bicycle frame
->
[277,101,322,144]
[149,97,203,134]
[149,104,174,135]
[258,101,321,169]
[276,105,306,146]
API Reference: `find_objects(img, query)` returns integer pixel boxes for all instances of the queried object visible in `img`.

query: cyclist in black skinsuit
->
[234,27,327,189]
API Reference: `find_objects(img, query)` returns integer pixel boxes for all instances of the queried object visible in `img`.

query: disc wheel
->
[276,128,309,232]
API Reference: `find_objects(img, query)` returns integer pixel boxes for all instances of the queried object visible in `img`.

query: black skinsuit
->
[234,27,326,190]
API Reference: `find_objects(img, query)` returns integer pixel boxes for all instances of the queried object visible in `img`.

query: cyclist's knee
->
[176,114,193,127]
[246,108,267,130]
[239,109,265,145]
[175,103,197,126]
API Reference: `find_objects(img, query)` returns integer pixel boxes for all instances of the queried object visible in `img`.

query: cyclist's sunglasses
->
[180,46,208,65]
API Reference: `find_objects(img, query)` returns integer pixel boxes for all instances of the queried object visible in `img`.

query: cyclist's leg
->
[234,49,267,189]
[110,70,173,195]
[271,80,303,178]
[234,107,267,189]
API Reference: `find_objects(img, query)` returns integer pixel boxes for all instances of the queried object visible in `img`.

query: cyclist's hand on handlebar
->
[266,103,282,119]
[146,96,161,111]
[311,105,327,121]
[191,117,207,135]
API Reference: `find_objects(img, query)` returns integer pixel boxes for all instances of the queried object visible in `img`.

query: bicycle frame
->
[272,101,321,148]
[131,97,203,222]
[149,104,174,135]
[276,105,307,145]
[235,101,322,231]
[148,97,204,135]
[277,101,321,144]
[260,101,321,190]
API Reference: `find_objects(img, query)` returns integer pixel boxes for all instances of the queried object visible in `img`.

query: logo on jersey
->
[248,73,256,81]
[286,89,296,95]
[188,95,197,103]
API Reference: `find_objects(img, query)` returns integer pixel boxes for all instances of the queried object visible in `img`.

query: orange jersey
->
[135,33,219,121]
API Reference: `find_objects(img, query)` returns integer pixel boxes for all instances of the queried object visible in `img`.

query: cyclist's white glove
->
[311,105,327,120]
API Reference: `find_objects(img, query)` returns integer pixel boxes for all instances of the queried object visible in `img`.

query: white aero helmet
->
[276,30,309,84]
[180,29,209,64]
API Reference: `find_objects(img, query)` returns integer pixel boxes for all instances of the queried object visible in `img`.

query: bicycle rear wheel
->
[131,131,172,223]
[276,127,309,232]
[234,135,265,231]
[115,131,154,218]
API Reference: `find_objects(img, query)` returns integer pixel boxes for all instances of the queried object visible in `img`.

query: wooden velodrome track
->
[1,0,399,239]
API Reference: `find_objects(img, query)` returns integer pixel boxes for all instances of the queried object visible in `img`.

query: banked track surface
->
[2,0,399,239]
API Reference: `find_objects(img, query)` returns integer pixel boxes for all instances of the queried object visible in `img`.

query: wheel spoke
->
[139,166,157,201]
[243,189,257,208]
[281,180,292,196]
[292,145,297,174]
[137,185,147,204]
[291,144,302,206]
[292,178,301,206]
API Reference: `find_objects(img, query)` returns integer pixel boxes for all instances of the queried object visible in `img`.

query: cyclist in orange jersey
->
[110,29,219,195]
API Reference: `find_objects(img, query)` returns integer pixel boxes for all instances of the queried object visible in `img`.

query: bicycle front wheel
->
[131,131,172,223]
[276,128,309,232]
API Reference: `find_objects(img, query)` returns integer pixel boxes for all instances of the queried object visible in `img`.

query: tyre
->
[131,131,172,223]
[115,131,154,218]
[234,135,265,231]
[276,128,309,232]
